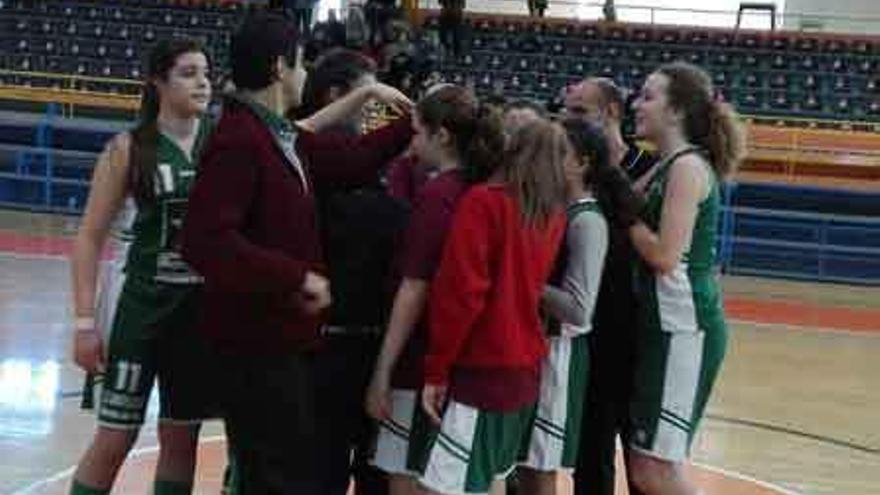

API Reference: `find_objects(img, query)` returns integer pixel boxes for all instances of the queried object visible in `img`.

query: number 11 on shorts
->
[114,361,142,394]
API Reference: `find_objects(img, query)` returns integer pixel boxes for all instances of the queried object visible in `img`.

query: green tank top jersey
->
[122,119,211,284]
[637,147,726,335]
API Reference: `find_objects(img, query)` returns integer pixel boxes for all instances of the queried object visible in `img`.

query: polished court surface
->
[0,210,877,494]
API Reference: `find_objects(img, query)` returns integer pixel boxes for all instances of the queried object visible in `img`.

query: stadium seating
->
[2,1,879,124]
[0,0,243,93]
[420,13,880,125]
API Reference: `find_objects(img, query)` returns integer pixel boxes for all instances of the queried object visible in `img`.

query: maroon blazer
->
[181,99,412,355]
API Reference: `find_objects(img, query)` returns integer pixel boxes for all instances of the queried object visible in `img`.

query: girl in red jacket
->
[416,119,569,495]
[366,84,506,495]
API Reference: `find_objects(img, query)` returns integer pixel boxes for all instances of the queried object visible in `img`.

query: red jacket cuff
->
[423,358,449,386]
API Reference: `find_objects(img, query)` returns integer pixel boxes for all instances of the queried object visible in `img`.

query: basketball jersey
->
[638,147,726,335]
[115,120,211,285]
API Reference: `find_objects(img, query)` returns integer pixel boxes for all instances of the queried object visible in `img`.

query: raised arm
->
[296,83,412,133]
[542,210,609,336]
[71,133,130,373]
[297,111,414,188]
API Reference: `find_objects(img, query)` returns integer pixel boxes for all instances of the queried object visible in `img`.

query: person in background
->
[503,99,545,135]
[288,0,319,36]
[563,77,655,495]
[528,0,548,17]
[304,47,402,495]
[438,0,465,56]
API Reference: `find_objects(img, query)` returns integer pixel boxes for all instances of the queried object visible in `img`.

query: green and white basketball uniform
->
[373,389,422,476]
[628,147,728,462]
[522,200,606,472]
[410,399,533,495]
[90,121,217,429]
[521,334,589,472]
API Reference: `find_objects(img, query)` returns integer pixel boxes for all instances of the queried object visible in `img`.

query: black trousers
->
[313,333,388,495]
[439,8,464,56]
[574,327,634,495]
[293,8,314,37]
[220,352,320,495]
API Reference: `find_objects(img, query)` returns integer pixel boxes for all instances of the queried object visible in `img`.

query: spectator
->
[528,0,547,17]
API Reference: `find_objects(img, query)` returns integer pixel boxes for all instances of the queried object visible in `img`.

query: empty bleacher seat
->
[769,73,789,89]
[830,57,848,73]
[833,76,851,93]
[607,27,628,42]
[742,52,761,68]
[796,38,817,52]
[771,54,789,69]
[770,37,789,51]
[853,40,872,55]
[835,97,852,114]
[632,29,652,43]
[739,91,765,110]
[712,51,732,66]
[799,56,818,71]
[743,72,764,88]
[800,74,820,91]
[856,59,875,75]
[802,93,822,112]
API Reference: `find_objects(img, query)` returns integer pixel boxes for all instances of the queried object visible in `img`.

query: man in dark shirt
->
[438,0,465,56]
[181,14,412,493]
[304,48,402,495]
[565,77,655,495]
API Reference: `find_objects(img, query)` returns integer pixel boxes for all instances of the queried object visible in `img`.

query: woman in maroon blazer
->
[180,13,412,494]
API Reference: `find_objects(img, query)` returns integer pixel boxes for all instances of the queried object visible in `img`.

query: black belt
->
[320,325,383,336]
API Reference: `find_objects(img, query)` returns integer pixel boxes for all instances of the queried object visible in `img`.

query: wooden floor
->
[0,210,878,495]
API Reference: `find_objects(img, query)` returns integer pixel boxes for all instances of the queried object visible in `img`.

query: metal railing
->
[0,70,141,117]
[717,187,880,285]
[420,0,880,33]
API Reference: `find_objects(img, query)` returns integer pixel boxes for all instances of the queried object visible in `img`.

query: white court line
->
[2,255,870,336]
[730,318,880,337]
[11,435,226,495]
[691,461,803,495]
[0,251,70,262]
[11,434,804,495]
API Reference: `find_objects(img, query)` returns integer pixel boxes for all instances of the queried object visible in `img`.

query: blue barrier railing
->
[717,205,880,286]
[0,145,93,213]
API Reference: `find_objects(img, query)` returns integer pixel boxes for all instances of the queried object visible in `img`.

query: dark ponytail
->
[656,62,746,178]
[562,118,644,228]
[128,38,205,206]
[415,85,505,184]
[461,102,505,183]
[129,82,161,206]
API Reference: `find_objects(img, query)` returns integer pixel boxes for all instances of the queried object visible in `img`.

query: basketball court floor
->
[0,209,877,494]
